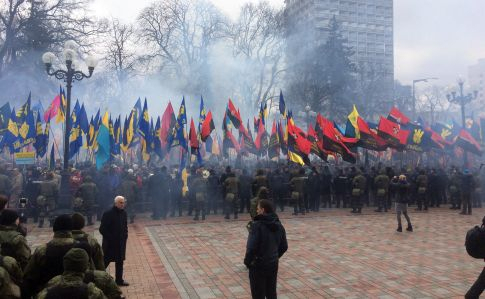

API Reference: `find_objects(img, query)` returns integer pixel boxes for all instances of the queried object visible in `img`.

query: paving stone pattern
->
[25,208,485,298]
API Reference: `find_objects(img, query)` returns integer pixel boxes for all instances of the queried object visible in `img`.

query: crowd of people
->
[0,160,482,298]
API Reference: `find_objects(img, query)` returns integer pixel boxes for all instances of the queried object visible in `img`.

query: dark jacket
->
[244,213,287,269]
[99,206,128,262]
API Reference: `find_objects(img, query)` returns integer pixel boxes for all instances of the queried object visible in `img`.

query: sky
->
[90,0,485,87]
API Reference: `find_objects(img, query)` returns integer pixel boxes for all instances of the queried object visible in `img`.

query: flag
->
[153,116,163,158]
[279,90,286,117]
[0,102,11,132]
[258,103,266,126]
[287,120,311,165]
[316,114,356,163]
[18,109,36,148]
[44,89,61,122]
[377,116,409,149]
[55,88,66,124]
[189,118,199,152]
[387,106,410,125]
[167,98,188,150]
[198,96,206,131]
[356,117,387,151]
[49,144,55,170]
[96,111,110,169]
[138,98,150,139]
[121,111,135,152]
[345,105,360,139]
[160,101,176,151]
[268,120,280,159]
[201,110,215,142]
[254,118,268,153]
[278,120,287,154]
[226,99,242,129]
[0,108,19,151]
[31,100,44,120]
[17,92,31,123]
[34,114,47,157]
[239,121,257,155]
[78,104,89,135]
[455,129,482,156]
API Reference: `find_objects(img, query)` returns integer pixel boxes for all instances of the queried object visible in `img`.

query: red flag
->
[44,94,60,122]
[268,120,280,159]
[377,116,409,149]
[388,107,410,125]
[316,114,356,163]
[254,120,267,150]
[226,99,242,129]
[160,102,176,144]
[201,111,215,142]
[455,129,482,156]
[288,121,311,156]
[356,117,387,151]
[189,118,198,149]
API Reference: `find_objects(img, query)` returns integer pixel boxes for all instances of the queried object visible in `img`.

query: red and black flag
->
[239,121,257,155]
[387,106,410,126]
[287,120,311,166]
[455,129,482,156]
[277,120,287,154]
[377,116,409,150]
[268,120,280,159]
[316,114,356,163]
[189,118,199,152]
[200,110,215,142]
[254,119,268,152]
[226,99,242,129]
[356,117,387,151]
[160,102,176,150]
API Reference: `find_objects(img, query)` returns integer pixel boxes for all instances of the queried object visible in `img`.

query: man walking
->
[99,196,129,286]
[244,199,287,299]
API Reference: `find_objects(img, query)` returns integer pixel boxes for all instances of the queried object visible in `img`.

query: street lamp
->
[42,41,98,211]
[412,77,438,119]
[298,104,317,131]
[446,78,478,167]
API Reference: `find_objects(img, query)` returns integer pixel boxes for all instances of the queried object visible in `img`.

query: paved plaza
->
[26,207,485,298]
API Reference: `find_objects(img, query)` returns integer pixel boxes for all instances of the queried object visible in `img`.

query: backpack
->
[465,224,485,259]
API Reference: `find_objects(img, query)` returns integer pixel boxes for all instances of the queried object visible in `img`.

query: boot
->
[406,224,413,232]
[396,226,402,232]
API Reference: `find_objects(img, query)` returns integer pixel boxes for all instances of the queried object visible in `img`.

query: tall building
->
[468,59,485,112]
[284,0,394,112]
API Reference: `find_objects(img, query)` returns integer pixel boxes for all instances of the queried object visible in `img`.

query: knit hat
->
[0,209,18,225]
[71,213,85,230]
[53,214,72,232]
[63,248,89,272]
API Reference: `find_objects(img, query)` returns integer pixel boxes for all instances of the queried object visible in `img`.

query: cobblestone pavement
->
[25,207,485,298]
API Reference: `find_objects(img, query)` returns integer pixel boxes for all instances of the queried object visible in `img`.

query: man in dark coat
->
[149,166,170,220]
[99,196,129,286]
[244,199,287,299]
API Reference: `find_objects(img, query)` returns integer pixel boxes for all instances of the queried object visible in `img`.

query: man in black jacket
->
[244,199,288,299]
[99,196,129,286]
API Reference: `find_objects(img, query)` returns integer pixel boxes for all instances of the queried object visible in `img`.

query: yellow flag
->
[348,105,360,139]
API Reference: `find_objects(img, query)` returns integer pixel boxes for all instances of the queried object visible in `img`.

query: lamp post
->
[42,41,98,211]
[298,104,317,131]
[446,78,478,167]
[412,77,438,119]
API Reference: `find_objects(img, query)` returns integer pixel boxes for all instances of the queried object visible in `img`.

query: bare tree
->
[137,0,226,96]
[417,85,449,123]
[230,2,284,109]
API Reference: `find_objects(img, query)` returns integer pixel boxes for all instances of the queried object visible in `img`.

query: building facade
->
[285,0,394,113]
[468,59,485,113]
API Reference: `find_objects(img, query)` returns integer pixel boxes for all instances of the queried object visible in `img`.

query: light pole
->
[42,41,98,211]
[412,77,438,119]
[298,104,317,131]
[446,78,478,167]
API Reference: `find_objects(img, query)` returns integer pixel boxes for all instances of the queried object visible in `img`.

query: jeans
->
[466,266,485,299]
[249,264,278,299]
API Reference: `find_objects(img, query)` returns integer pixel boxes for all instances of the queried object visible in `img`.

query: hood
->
[254,212,281,232]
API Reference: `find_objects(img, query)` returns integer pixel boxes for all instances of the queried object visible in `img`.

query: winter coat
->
[244,212,288,269]
[99,207,128,262]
